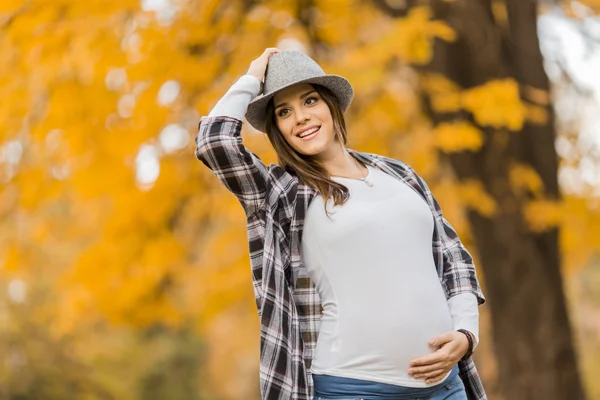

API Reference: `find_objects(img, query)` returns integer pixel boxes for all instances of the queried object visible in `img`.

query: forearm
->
[195,75,269,216]
[448,292,479,348]
[208,74,261,120]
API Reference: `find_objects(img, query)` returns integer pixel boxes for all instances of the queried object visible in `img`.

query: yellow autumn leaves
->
[434,121,484,153]
[392,7,457,64]
[424,77,550,153]
[462,79,528,130]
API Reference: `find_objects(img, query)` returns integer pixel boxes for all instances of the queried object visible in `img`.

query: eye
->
[277,96,319,117]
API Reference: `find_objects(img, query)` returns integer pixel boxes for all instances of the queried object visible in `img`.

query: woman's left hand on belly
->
[406,331,470,384]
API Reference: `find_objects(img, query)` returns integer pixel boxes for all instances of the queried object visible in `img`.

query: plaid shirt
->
[196,115,487,400]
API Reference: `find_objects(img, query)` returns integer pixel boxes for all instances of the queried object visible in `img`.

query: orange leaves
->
[1,244,21,272]
[352,89,414,145]
[140,233,185,269]
[0,0,244,338]
[315,0,379,46]
[426,78,535,156]
[13,167,49,211]
[431,92,462,113]
[557,197,600,274]
[327,6,456,67]
[457,179,498,217]
[434,121,484,153]
[391,6,457,65]
[509,162,544,197]
[67,230,185,328]
[423,76,550,132]
[523,84,550,106]
[462,79,550,129]
[421,73,461,93]
[524,103,549,125]
[519,186,600,275]
[523,199,562,232]
[420,73,462,113]
[0,0,23,14]
[462,79,527,130]
[491,0,508,26]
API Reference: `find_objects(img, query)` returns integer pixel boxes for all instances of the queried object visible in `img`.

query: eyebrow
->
[274,90,317,110]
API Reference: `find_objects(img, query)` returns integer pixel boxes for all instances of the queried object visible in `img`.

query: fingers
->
[247,48,280,84]
[408,362,451,384]
[410,348,449,367]
[262,47,280,57]
[428,331,454,346]
[408,362,445,376]
[424,370,448,384]
[408,332,464,384]
[258,48,280,64]
[413,368,446,382]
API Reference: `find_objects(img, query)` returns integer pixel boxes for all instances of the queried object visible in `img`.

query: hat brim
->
[244,74,354,133]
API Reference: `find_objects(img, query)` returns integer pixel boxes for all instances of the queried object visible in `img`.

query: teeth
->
[299,127,319,138]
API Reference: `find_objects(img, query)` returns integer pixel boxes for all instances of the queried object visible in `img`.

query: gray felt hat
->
[245,50,354,133]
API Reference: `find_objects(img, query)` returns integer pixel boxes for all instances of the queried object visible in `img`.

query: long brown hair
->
[264,83,354,218]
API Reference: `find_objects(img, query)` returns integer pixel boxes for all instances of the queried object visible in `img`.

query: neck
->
[316,143,365,178]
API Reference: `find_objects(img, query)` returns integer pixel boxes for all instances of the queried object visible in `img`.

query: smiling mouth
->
[297,126,321,140]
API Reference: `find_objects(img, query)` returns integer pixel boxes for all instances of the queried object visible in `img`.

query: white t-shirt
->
[302,165,476,388]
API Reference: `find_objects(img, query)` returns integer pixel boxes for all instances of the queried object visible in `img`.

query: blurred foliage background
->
[1,0,600,399]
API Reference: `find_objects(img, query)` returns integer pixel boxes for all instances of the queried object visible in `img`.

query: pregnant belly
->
[313,299,453,376]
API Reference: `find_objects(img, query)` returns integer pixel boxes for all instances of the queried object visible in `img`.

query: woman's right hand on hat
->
[247,48,280,94]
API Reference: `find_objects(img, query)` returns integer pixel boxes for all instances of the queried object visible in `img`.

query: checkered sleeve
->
[195,116,269,216]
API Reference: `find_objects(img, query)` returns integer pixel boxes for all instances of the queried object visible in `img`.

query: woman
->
[195,48,486,400]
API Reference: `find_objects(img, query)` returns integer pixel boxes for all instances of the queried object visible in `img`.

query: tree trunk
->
[378,0,587,399]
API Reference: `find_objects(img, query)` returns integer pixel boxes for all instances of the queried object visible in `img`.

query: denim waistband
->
[313,365,459,399]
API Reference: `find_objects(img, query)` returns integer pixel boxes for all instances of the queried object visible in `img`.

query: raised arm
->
[195,48,280,216]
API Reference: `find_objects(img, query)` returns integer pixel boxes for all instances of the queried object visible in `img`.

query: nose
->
[294,108,311,125]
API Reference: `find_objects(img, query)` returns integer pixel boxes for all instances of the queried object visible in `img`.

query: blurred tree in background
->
[1,0,600,399]
[369,1,585,399]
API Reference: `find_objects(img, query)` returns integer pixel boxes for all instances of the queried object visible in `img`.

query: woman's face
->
[272,83,336,157]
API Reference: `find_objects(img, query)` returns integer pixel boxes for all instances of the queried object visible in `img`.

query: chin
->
[295,141,329,158]
[294,128,334,156]
[298,148,323,157]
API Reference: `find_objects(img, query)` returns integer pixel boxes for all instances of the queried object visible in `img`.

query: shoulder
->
[265,162,299,189]
[378,154,413,172]
[262,163,305,209]
[359,151,432,191]
[355,150,414,174]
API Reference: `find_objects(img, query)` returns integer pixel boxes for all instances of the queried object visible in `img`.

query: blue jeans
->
[312,365,467,400]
